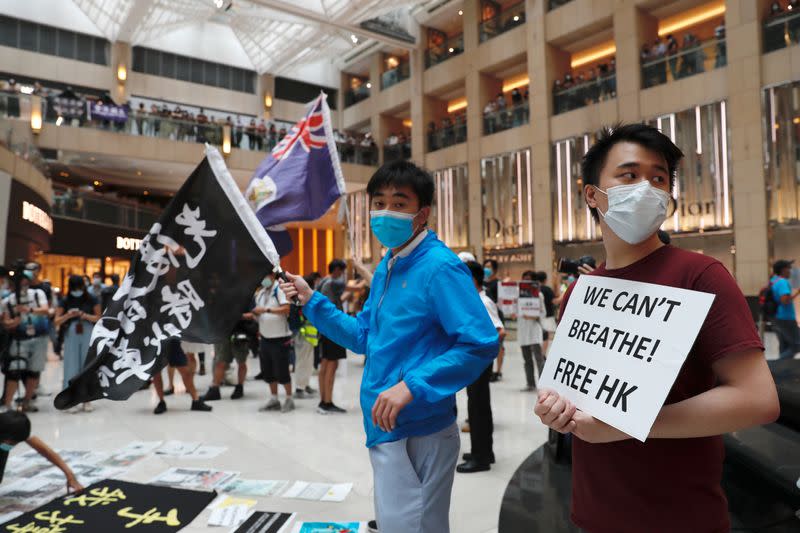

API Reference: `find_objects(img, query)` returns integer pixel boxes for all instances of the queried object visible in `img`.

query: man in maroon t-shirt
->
[534,124,780,533]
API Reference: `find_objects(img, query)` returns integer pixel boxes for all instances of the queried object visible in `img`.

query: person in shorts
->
[153,339,211,415]
[1,274,49,413]
[254,268,293,413]
[316,259,348,414]
[202,296,256,402]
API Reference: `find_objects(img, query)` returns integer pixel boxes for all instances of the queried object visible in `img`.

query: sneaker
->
[82,403,95,413]
[304,386,317,395]
[231,385,244,400]
[281,398,295,413]
[327,403,346,414]
[191,400,213,412]
[259,398,281,412]
[21,401,38,413]
[316,403,331,415]
[294,389,307,399]
[164,387,175,396]
[153,400,167,415]
[202,386,221,402]
[367,520,379,533]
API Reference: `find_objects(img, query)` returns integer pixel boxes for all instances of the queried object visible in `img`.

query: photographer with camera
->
[1,273,49,413]
[54,275,101,414]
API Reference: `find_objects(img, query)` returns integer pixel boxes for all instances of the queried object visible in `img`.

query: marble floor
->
[12,340,550,533]
[9,332,784,533]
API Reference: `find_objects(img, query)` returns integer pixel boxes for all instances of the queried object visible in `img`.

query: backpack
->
[758,280,779,319]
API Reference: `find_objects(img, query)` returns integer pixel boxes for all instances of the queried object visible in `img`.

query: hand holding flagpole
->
[278,273,313,306]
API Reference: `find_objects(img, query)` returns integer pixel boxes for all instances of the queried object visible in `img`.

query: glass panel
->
[176,55,191,81]
[432,165,469,248]
[190,58,204,84]
[93,38,108,65]
[381,61,410,90]
[425,33,464,69]
[243,72,255,93]
[641,35,726,89]
[161,52,176,78]
[132,47,145,72]
[479,1,525,43]
[76,33,93,62]
[764,10,800,53]
[57,29,75,59]
[204,61,218,86]
[145,48,160,75]
[217,65,231,88]
[482,148,533,249]
[39,25,57,55]
[553,72,616,114]
[19,20,37,51]
[764,83,800,222]
[0,16,18,48]
[483,100,529,134]
[428,115,467,151]
[231,68,244,92]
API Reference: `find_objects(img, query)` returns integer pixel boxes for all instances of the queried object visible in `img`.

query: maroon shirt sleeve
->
[690,262,764,365]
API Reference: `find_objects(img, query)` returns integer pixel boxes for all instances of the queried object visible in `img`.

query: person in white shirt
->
[253,267,294,413]
[518,271,546,392]
[457,261,503,473]
[1,275,49,412]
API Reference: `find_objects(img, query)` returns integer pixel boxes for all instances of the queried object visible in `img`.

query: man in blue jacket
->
[280,160,499,533]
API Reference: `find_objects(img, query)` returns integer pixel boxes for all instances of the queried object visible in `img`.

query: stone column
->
[109,41,132,105]
[613,1,657,122]
[410,26,427,166]
[464,0,485,259]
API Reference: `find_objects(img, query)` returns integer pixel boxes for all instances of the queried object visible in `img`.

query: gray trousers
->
[521,344,545,387]
[369,423,460,533]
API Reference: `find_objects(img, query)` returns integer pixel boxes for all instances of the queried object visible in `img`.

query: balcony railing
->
[483,102,529,135]
[428,117,467,152]
[548,0,574,10]
[383,143,411,163]
[479,2,526,43]
[641,37,727,89]
[337,142,378,166]
[425,34,464,69]
[52,187,161,232]
[345,86,370,107]
[764,11,800,53]
[381,63,410,90]
[553,74,616,115]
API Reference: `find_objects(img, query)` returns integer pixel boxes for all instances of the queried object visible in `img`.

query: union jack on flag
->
[245,92,345,229]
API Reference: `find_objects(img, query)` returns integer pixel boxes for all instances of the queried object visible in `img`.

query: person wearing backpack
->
[292,277,319,399]
[770,259,800,360]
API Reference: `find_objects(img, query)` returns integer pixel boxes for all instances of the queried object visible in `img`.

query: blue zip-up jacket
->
[303,231,499,448]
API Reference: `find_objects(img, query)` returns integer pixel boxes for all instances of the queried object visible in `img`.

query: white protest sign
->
[537,275,714,442]
[518,282,541,318]
[498,281,519,317]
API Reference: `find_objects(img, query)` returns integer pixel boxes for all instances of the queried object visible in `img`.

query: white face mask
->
[594,180,671,244]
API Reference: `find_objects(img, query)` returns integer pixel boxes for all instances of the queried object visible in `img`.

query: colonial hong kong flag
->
[245,92,346,227]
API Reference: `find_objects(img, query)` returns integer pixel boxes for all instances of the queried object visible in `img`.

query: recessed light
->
[93,180,102,187]
[458,10,463,16]
[136,170,142,176]
[366,82,372,89]
[143,190,149,195]
[59,171,69,178]
[448,47,454,53]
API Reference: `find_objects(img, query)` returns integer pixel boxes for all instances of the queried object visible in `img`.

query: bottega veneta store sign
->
[22,201,53,234]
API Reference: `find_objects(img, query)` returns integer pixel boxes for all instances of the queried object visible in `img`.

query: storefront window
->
[432,165,469,249]
[482,148,533,249]
[346,190,372,262]
[552,101,732,242]
[38,254,130,292]
[764,82,800,223]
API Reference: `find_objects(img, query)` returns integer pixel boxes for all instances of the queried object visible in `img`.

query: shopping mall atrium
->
[0,0,798,532]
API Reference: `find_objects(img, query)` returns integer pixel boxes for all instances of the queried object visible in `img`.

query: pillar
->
[613,1,657,122]
[257,73,276,121]
[110,41,132,105]
[464,0,484,259]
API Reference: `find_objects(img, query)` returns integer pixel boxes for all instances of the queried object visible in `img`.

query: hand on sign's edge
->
[570,410,631,444]
[533,389,577,434]
[371,381,414,432]
[578,264,596,275]
[279,272,313,305]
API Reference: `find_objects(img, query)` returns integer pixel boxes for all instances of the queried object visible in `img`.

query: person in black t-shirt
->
[536,271,557,354]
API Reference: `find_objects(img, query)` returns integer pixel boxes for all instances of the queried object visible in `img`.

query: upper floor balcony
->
[641,33,726,89]
[548,0,574,11]
[425,33,464,69]
[52,185,160,232]
[479,1,526,43]
[764,9,800,54]
[428,115,467,152]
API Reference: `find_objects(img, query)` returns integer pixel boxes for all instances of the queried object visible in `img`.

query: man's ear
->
[417,206,432,227]
[585,184,599,209]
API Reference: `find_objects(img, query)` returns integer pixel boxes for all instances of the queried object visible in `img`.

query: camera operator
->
[1,273,49,412]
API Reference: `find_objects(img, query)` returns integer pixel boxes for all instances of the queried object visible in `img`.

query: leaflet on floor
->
[290,522,365,533]
[207,495,257,528]
[156,440,201,456]
[150,467,239,491]
[223,479,289,497]
[180,444,228,460]
[231,511,296,533]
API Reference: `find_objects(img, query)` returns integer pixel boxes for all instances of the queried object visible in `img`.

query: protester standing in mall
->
[1,274,49,413]
[519,271,546,392]
[54,275,100,413]
[770,259,800,359]
[153,339,212,415]
[280,161,498,533]
[534,123,779,532]
[254,268,294,413]
[292,274,320,399]
[482,259,505,381]
[202,307,255,402]
[87,273,105,299]
[316,259,348,414]
[536,271,557,355]
[456,261,502,474]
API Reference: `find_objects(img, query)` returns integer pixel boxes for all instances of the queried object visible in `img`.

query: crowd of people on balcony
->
[640,26,726,88]
[765,1,800,51]
[428,113,467,151]
[383,132,411,162]
[483,88,529,134]
[553,57,616,114]
[334,130,378,165]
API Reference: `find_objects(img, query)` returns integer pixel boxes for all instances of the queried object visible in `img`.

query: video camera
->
[557,255,597,276]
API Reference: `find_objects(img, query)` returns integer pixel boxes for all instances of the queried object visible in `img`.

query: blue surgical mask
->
[70,290,84,298]
[261,278,273,289]
[484,267,493,279]
[370,209,417,248]
[0,443,14,452]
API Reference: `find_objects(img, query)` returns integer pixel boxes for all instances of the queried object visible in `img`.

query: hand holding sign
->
[537,275,714,441]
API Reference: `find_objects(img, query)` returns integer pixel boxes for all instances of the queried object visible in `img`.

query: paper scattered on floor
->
[180,444,228,460]
[150,467,240,491]
[223,479,289,497]
[115,441,164,455]
[231,511,296,533]
[290,521,364,533]
[207,495,256,528]
[281,482,352,502]
[156,440,201,456]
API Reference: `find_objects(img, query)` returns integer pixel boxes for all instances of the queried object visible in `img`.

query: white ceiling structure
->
[68,0,421,77]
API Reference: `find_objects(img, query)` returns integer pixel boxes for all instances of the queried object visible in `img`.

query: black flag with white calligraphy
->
[55,146,281,409]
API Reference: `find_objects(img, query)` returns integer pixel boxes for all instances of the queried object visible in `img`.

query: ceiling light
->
[20,85,34,95]
[448,47,455,53]
[350,34,359,44]
[657,2,726,36]
[93,180,102,187]
[458,10,463,16]
[143,190,149,196]
[513,15,519,21]
[136,170,142,176]
[571,41,616,68]
[55,116,63,126]
[59,171,69,178]
[366,82,372,89]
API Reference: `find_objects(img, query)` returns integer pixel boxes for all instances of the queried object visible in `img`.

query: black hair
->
[0,411,31,443]
[582,123,683,222]
[366,160,434,208]
[484,258,498,271]
[522,270,536,280]
[536,271,547,282]
[304,272,321,286]
[110,274,120,285]
[465,261,484,286]
[328,259,346,274]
